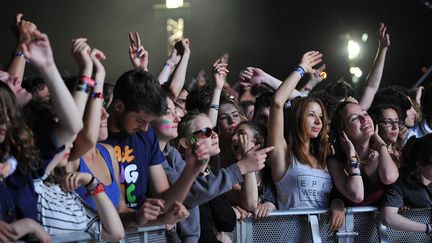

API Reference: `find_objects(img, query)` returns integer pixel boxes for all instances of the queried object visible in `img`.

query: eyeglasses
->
[192,126,219,138]
[378,119,403,128]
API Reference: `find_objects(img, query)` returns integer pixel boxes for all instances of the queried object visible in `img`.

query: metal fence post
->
[308,214,322,243]
[336,207,358,243]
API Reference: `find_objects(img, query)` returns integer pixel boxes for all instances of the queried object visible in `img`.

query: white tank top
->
[275,156,333,210]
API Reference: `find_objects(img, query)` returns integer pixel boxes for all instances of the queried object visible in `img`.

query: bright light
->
[166,0,184,9]
[361,33,368,42]
[349,67,363,78]
[347,40,361,59]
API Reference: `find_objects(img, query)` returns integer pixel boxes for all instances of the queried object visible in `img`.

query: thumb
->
[248,144,261,153]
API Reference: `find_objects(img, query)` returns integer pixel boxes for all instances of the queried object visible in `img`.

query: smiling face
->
[98,107,110,141]
[378,108,400,144]
[153,97,181,141]
[342,103,374,140]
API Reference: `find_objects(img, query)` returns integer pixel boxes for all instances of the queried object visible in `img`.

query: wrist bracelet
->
[164,62,174,70]
[349,172,361,177]
[91,92,104,100]
[208,104,220,111]
[85,177,99,191]
[75,82,91,93]
[81,75,97,88]
[84,183,105,198]
[349,160,360,168]
[294,66,305,78]
[13,51,31,63]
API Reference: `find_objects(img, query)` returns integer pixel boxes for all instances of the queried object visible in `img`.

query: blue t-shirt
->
[76,144,120,210]
[104,128,165,209]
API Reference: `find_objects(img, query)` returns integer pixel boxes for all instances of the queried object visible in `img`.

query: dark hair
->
[103,82,115,105]
[329,101,357,162]
[235,120,267,146]
[310,90,340,121]
[185,84,214,112]
[0,82,39,173]
[22,76,46,95]
[400,134,432,176]
[368,103,403,125]
[421,83,432,119]
[239,100,255,113]
[287,97,330,169]
[371,86,412,121]
[325,79,354,100]
[113,69,167,115]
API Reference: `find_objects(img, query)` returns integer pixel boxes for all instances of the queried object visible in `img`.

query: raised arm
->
[268,51,323,182]
[239,67,303,98]
[167,38,191,99]
[208,58,228,126]
[128,32,149,71]
[21,30,83,147]
[157,47,181,85]
[70,48,106,160]
[359,23,390,110]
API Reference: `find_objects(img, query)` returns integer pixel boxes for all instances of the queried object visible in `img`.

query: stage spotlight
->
[347,40,361,59]
[166,0,184,9]
[350,66,363,78]
[361,33,368,42]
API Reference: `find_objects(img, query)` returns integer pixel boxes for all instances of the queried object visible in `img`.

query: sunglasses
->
[192,126,219,138]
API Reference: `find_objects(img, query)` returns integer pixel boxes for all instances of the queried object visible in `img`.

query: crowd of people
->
[0,13,432,242]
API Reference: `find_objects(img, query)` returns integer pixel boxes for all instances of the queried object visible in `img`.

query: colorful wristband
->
[13,51,31,63]
[81,75,97,88]
[91,92,104,99]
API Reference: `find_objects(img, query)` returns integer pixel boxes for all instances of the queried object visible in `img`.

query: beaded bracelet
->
[13,51,31,63]
[81,75,97,88]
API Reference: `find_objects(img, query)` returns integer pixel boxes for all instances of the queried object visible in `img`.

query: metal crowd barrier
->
[47,207,432,242]
[227,207,432,243]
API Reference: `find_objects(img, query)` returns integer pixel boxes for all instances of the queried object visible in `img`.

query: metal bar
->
[267,207,378,217]
[412,65,432,89]
[308,214,322,243]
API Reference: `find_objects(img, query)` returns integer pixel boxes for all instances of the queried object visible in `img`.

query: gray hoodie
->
[162,143,243,243]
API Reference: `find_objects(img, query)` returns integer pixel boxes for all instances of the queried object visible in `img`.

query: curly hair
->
[0,82,39,174]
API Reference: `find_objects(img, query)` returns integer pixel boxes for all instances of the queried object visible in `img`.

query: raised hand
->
[90,48,106,75]
[370,124,387,151]
[212,58,229,89]
[339,131,356,158]
[378,23,390,49]
[235,133,255,160]
[128,32,149,71]
[16,14,37,43]
[20,30,54,68]
[185,137,211,173]
[135,198,166,226]
[60,172,92,192]
[239,67,267,87]
[298,51,323,74]
[166,48,181,67]
[71,38,92,74]
[236,145,274,175]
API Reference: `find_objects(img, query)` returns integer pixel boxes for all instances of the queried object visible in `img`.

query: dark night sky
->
[1,0,431,94]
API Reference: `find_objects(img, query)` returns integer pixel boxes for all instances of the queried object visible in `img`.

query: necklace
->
[360,151,376,166]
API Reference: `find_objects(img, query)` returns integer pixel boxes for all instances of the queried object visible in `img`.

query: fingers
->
[128,32,135,46]
[16,13,23,25]
[135,32,141,48]
[146,198,166,209]
[259,146,275,154]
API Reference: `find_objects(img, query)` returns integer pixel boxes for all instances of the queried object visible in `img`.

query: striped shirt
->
[34,179,101,238]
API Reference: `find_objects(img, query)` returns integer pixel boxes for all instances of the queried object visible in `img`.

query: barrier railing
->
[47,207,432,242]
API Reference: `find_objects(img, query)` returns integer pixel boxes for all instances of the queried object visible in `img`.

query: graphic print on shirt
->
[114,145,138,207]
[297,175,332,203]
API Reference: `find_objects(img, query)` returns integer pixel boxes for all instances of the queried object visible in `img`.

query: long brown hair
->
[286,97,330,169]
[0,82,39,173]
